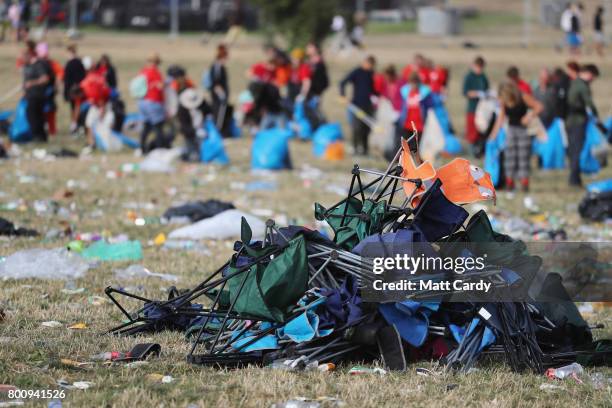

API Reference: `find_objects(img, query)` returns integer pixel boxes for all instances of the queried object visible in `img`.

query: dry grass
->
[1,14,612,408]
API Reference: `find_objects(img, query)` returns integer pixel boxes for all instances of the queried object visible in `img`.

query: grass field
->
[1,5,612,407]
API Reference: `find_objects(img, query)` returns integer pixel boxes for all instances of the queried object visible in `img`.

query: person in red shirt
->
[288,48,311,102]
[248,61,275,83]
[405,74,425,134]
[81,56,111,147]
[428,63,449,96]
[401,54,430,85]
[400,72,434,155]
[378,64,403,112]
[507,66,533,95]
[138,53,168,153]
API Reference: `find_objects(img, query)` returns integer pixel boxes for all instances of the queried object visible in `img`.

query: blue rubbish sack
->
[230,117,241,138]
[9,99,32,142]
[580,118,605,174]
[251,127,293,170]
[0,110,13,122]
[312,123,343,157]
[0,110,12,135]
[112,130,139,149]
[432,102,461,155]
[200,118,230,164]
[533,118,566,169]
[484,127,506,187]
[605,116,612,141]
[292,100,313,140]
[587,179,612,194]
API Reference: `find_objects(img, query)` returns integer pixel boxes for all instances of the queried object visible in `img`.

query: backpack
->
[129,75,147,99]
[201,68,213,90]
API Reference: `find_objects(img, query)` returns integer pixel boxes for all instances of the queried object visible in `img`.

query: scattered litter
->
[0,400,24,407]
[0,248,90,280]
[348,366,387,376]
[523,196,540,213]
[41,321,63,328]
[61,288,86,295]
[140,148,182,173]
[57,380,94,390]
[93,343,160,363]
[18,175,36,184]
[90,351,127,361]
[125,361,149,369]
[153,233,166,246]
[545,363,584,380]
[317,363,335,372]
[589,372,612,389]
[268,357,322,372]
[162,240,209,254]
[415,367,439,377]
[114,265,178,282]
[168,209,265,240]
[81,240,143,262]
[88,296,108,306]
[271,397,345,408]
[539,383,566,392]
[60,359,93,369]
[68,323,88,330]
[146,374,174,384]
[245,180,278,192]
[251,208,275,218]
[52,189,74,201]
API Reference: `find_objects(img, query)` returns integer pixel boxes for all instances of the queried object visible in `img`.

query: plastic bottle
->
[546,363,584,379]
[90,351,127,361]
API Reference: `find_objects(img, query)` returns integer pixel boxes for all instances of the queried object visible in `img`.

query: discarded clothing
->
[0,217,38,237]
[162,199,235,223]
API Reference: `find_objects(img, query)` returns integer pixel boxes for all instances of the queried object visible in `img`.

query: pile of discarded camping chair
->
[105,133,610,373]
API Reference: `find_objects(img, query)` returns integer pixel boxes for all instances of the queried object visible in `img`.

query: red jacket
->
[80,72,110,106]
[140,65,164,103]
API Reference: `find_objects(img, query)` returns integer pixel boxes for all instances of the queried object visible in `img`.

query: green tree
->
[252,0,341,47]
